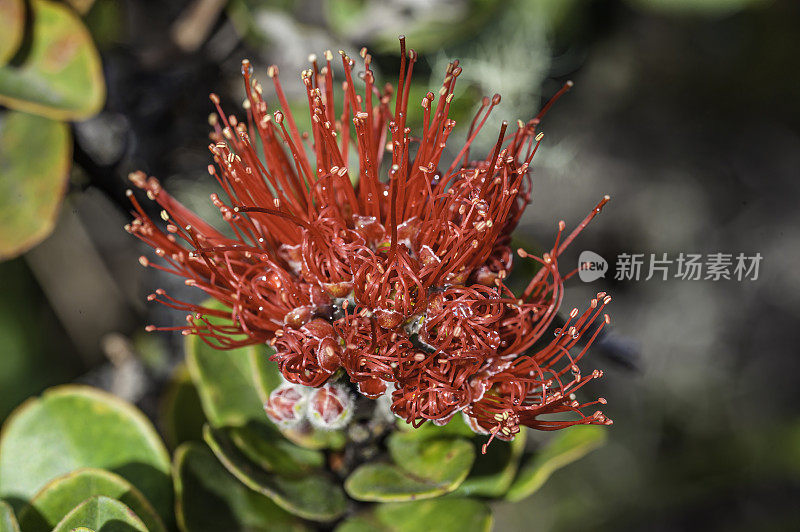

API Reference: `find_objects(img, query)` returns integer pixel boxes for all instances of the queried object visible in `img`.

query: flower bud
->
[264,382,308,428]
[357,377,387,399]
[307,384,353,430]
[374,308,403,329]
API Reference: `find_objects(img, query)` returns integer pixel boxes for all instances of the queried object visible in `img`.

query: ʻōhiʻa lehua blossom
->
[126,37,613,452]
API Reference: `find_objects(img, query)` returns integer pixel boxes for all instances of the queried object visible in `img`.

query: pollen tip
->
[535,132,544,141]
[125,189,133,197]
[145,325,156,332]
[209,93,220,104]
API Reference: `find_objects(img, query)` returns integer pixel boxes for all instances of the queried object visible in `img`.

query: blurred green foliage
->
[0,112,71,259]
[0,0,105,120]
[0,259,78,420]
[0,0,105,262]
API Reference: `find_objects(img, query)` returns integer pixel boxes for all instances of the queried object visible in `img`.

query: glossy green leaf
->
[0,0,24,65]
[335,498,493,532]
[395,415,476,438]
[17,469,165,532]
[228,423,325,476]
[388,430,475,483]
[455,430,527,497]
[159,364,207,450]
[402,408,526,497]
[186,310,272,429]
[0,111,71,260]
[249,343,284,403]
[173,442,307,532]
[203,425,346,522]
[278,423,347,451]
[0,500,20,532]
[345,431,475,502]
[0,385,172,525]
[51,496,147,532]
[344,464,454,502]
[0,0,105,120]
[505,425,607,502]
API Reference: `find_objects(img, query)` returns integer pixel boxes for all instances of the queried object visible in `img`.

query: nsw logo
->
[578,251,608,282]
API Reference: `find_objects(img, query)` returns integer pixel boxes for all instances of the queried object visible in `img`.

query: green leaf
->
[159,364,207,450]
[505,425,607,502]
[395,415,476,438]
[51,496,147,532]
[455,429,527,497]
[0,0,24,66]
[203,425,346,522]
[0,111,71,260]
[249,344,283,402]
[0,500,20,532]
[186,319,273,429]
[0,385,172,526]
[335,498,493,532]
[0,0,105,120]
[228,423,325,476]
[344,431,475,502]
[173,442,307,532]
[278,423,347,451]
[388,430,475,484]
[17,469,165,532]
[344,464,454,502]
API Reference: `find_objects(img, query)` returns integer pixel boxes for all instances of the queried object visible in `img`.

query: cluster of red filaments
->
[127,39,613,451]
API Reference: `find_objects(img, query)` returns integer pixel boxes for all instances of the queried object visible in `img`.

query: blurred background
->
[1,0,798,530]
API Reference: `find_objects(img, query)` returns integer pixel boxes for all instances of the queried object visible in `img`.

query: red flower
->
[128,38,613,451]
